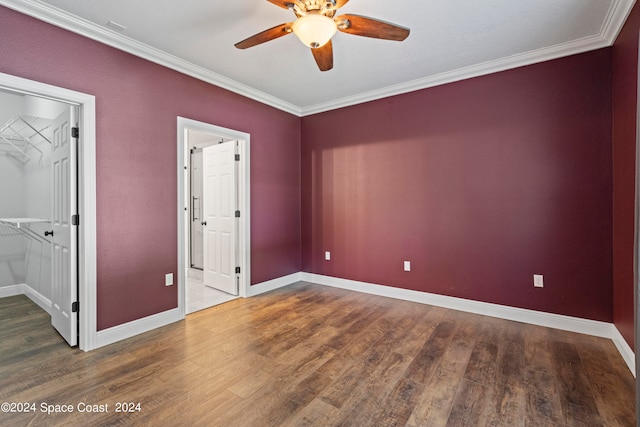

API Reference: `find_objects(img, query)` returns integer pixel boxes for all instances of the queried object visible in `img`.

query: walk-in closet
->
[0,90,65,338]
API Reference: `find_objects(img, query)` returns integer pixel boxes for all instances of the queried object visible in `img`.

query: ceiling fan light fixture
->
[292,13,337,48]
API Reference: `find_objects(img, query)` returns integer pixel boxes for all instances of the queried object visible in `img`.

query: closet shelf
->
[0,218,51,244]
[0,115,52,162]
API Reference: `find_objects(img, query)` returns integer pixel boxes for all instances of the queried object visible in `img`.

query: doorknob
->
[45,230,54,237]
[201,221,207,226]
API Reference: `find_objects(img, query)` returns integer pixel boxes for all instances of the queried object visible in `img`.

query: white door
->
[50,106,78,346]
[202,141,238,295]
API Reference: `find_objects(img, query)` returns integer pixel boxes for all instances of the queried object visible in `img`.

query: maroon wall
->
[612,3,639,349]
[0,5,629,341]
[302,50,613,322]
[0,6,301,330]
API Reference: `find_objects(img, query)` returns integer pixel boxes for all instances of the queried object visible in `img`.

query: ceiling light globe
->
[292,14,337,48]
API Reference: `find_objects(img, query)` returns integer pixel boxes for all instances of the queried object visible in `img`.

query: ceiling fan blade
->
[335,14,410,41]
[333,0,350,8]
[311,40,333,71]
[235,23,293,49]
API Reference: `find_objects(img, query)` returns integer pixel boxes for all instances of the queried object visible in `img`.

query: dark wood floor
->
[0,282,635,426]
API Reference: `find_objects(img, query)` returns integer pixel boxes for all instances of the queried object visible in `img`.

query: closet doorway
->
[0,90,78,346]
[177,118,250,315]
[0,71,96,351]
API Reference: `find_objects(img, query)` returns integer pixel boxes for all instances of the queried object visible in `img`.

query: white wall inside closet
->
[0,93,26,287]
[0,90,65,309]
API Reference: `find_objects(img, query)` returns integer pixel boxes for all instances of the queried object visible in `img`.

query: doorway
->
[0,71,97,351]
[177,118,250,316]
[0,91,70,341]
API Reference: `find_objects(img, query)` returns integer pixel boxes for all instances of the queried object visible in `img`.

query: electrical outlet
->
[404,261,411,272]
[325,251,331,261]
[534,274,543,288]
[165,273,174,286]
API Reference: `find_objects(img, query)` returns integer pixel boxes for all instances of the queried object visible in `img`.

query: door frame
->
[0,71,97,351]
[635,30,640,419]
[177,117,251,317]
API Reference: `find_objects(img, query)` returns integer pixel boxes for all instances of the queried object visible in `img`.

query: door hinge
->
[235,154,240,161]
[72,301,79,312]
[235,210,240,218]
[71,127,79,138]
[235,267,241,274]
[71,214,80,226]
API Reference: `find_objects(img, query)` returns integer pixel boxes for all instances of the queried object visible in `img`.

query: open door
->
[50,106,78,346]
[202,141,238,295]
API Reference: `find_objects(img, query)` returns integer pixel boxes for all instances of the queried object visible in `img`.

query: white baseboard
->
[0,284,23,298]
[96,308,182,349]
[21,283,52,315]
[300,272,636,376]
[19,268,627,377]
[301,273,612,337]
[93,272,302,349]
[0,283,52,314]
[612,325,636,377]
[248,272,302,297]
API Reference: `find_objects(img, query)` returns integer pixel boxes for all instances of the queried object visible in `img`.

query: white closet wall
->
[0,92,27,287]
[0,92,62,300]
[22,96,61,299]
[0,165,27,286]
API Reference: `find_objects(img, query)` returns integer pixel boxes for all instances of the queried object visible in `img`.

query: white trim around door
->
[177,117,251,318]
[0,71,97,351]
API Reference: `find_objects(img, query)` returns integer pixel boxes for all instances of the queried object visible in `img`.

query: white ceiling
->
[2,0,636,116]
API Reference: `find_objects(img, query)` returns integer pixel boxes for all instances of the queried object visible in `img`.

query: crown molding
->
[301,0,636,116]
[301,35,610,116]
[0,0,302,116]
[2,0,635,117]
[601,0,637,43]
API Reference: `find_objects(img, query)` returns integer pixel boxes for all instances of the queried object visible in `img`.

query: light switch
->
[404,261,411,272]
[165,273,174,286]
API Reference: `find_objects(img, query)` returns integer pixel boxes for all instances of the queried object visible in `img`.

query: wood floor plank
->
[282,398,340,427]
[406,346,474,425]
[371,377,424,427]
[404,320,457,384]
[438,312,480,374]
[318,345,389,409]
[485,382,526,426]
[0,283,635,427]
[464,338,498,385]
[329,351,411,427]
[524,324,567,425]
[575,338,636,426]
[551,340,604,426]
[446,378,490,426]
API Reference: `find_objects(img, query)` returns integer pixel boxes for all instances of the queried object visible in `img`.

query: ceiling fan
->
[235,0,410,71]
